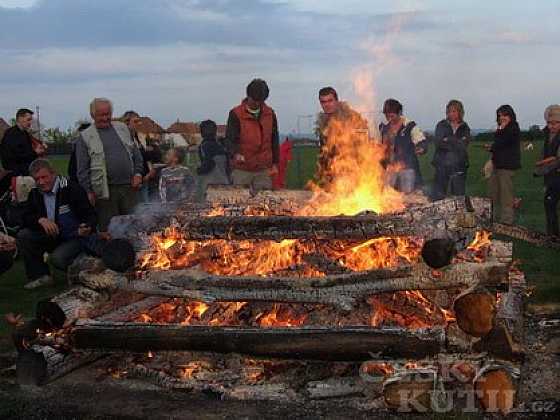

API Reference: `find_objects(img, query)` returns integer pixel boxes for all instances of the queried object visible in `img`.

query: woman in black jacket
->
[486,105,521,224]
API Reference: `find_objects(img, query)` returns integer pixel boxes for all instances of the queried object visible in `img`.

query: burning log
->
[16,345,102,386]
[36,286,105,331]
[79,261,509,311]
[72,322,446,360]
[177,197,491,241]
[453,287,497,337]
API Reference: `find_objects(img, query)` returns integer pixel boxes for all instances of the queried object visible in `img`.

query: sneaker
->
[24,275,54,289]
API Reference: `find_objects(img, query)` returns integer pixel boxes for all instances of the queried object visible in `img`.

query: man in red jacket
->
[225,79,279,191]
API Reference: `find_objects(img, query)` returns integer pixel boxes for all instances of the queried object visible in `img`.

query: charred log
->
[492,222,560,249]
[16,345,102,386]
[101,239,136,273]
[177,197,492,241]
[79,261,509,311]
[36,286,105,331]
[72,322,446,361]
[421,239,456,269]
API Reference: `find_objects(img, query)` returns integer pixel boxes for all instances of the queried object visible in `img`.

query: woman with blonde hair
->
[432,100,471,200]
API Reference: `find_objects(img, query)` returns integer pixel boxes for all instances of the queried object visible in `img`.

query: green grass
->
[1,146,559,342]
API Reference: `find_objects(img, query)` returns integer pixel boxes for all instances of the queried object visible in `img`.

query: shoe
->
[24,275,54,289]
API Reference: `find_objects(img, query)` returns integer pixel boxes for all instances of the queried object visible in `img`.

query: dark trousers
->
[0,250,14,276]
[17,229,104,281]
[432,166,467,200]
[544,186,560,236]
[96,185,139,231]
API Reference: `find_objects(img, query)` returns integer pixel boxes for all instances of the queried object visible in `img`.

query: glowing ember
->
[256,304,307,328]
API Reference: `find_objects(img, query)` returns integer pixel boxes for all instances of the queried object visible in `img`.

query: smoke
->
[351,13,412,140]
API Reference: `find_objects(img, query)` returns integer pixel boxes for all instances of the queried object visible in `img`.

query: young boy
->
[196,120,230,200]
[158,148,196,202]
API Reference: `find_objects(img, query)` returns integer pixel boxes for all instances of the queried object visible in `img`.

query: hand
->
[98,232,112,241]
[0,234,16,251]
[131,175,142,189]
[38,217,59,237]
[34,144,47,156]
[78,223,92,237]
[233,154,245,163]
[483,143,492,151]
[87,192,96,206]
[146,168,157,180]
[268,165,279,177]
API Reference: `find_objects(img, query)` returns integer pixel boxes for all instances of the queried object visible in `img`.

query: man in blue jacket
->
[17,158,104,289]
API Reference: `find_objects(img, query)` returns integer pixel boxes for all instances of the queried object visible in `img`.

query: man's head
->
[246,79,269,109]
[90,98,113,129]
[200,120,217,139]
[545,105,560,135]
[318,87,339,115]
[383,99,403,124]
[15,108,34,130]
[122,110,140,132]
[29,159,57,193]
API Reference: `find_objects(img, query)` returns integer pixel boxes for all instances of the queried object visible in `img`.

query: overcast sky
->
[0,0,558,132]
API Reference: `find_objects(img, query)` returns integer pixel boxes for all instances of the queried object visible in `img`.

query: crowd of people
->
[1,78,560,289]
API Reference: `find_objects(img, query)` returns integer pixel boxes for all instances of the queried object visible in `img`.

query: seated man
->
[17,159,103,289]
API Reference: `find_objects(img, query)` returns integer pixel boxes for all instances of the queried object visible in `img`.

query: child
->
[196,120,230,201]
[159,147,196,202]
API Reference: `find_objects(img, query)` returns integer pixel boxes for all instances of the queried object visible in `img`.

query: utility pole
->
[296,114,313,137]
[35,105,42,141]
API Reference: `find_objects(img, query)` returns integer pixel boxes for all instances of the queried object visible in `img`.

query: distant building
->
[166,121,201,147]
[0,118,10,141]
[134,116,164,146]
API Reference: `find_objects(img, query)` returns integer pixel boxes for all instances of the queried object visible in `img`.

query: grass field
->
[1,147,559,341]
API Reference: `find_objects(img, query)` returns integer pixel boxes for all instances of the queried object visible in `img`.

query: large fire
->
[137,59,494,330]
